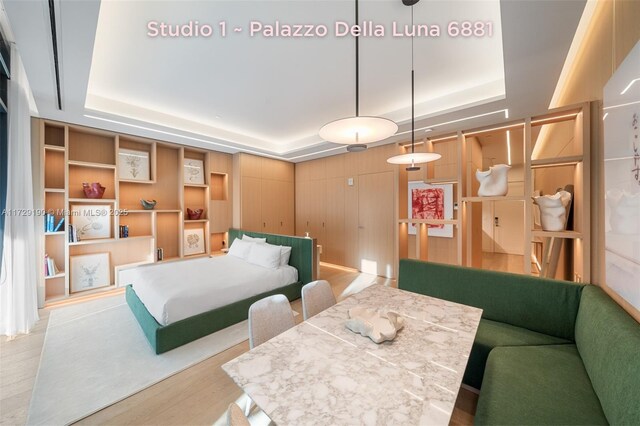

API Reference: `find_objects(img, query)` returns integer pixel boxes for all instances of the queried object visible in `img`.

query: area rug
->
[27,293,249,425]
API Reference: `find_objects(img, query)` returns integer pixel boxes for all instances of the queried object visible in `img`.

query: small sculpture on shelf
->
[476,164,511,197]
[140,199,157,210]
[187,208,203,220]
[532,190,572,231]
[82,182,106,199]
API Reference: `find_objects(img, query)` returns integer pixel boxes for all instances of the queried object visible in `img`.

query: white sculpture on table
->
[532,190,572,231]
[345,307,405,344]
[607,190,640,235]
[476,164,511,196]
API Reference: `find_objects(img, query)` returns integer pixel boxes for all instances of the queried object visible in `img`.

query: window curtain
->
[0,44,38,336]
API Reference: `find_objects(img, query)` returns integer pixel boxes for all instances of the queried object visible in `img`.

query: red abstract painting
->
[412,188,445,228]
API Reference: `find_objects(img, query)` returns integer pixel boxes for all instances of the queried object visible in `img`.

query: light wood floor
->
[0,264,477,426]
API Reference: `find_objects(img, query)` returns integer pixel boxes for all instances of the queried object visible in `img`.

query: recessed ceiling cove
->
[85,0,505,155]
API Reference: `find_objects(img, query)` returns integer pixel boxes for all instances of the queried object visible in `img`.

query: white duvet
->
[129,255,298,325]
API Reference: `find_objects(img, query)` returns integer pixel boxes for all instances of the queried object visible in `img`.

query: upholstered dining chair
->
[226,402,250,426]
[301,280,336,320]
[248,294,296,349]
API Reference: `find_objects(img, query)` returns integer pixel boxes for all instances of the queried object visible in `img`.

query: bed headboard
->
[228,229,316,284]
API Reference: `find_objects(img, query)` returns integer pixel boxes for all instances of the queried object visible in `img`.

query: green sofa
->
[398,259,640,425]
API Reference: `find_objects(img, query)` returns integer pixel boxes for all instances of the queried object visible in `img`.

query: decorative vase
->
[607,190,640,235]
[187,208,203,220]
[140,199,157,210]
[476,164,511,196]
[532,190,572,231]
[82,182,106,199]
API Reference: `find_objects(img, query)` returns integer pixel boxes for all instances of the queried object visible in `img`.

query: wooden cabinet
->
[234,154,295,235]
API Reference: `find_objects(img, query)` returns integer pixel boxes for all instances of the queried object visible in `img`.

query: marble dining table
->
[222,284,483,426]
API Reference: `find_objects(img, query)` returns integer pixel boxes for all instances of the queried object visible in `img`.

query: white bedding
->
[129,255,298,325]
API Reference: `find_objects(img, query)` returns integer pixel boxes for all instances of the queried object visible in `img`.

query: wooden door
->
[493,200,525,255]
[308,179,326,248]
[240,176,262,232]
[324,177,345,265]
[295,180,310,237]
[358,172,395,277]
[279,181,295,235]
[260,179,280,233]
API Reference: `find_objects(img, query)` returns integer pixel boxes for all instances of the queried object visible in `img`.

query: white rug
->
[27,293,250,425]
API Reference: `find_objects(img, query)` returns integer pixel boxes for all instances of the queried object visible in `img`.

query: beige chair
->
[226,402,250,426]
[248,294,296,349]
[301,280,336,320]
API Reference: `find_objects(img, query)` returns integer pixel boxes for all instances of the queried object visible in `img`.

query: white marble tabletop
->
[222,284,482,426]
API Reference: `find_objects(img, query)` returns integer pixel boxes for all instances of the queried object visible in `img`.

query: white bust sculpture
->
[532,190,572,231]
[607,190,640,235]
[476,164,511,196]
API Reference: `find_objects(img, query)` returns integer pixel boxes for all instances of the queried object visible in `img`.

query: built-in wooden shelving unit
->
[396,102,592,283]
[35,119,235,307]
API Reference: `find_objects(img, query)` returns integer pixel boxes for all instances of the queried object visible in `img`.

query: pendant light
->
[319,0,398,150]
[387,0,441,171]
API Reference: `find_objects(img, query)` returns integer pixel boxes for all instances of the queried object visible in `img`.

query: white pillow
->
[228,239,253,260]
[280,246,292,266]
[247,242,282,269]
[242,235,267,244]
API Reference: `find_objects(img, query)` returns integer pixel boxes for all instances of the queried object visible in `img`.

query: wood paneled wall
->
[295,144,400,277]
[233,153,294,235]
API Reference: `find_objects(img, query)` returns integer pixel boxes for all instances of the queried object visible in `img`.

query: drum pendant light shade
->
[319,116,398,145]
[386,0,440,170]
[319,0,397,146]
[387,152,441,164]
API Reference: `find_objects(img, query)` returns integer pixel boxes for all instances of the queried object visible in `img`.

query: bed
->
[126,229,316,354]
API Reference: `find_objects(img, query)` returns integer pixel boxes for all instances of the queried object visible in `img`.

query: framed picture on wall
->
[183,228,205,256]
[183,159,205,184]
[408,181,454,238]
[118,148,150,181]
[70,253,111,293]
[70,204,111,240]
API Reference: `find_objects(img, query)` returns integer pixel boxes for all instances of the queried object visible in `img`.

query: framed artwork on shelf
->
[118,148,150,181]
[183,159,205,184]
[183,228,205,256]
[70,252,111,293]
[408,181,454,238]
[70,204,111,240]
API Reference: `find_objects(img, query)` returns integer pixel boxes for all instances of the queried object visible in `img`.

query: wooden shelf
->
[123,209,181,213]
[68,160,116,169]
[532,230,582,239]
[45,272,66,280]
[184,183,208,188]
[118,235,154,241]
[44,145,65,152]
[462,196,525,202]
[423,178,459,185]
[68,198,116,203]
[44,188,65,193]
[119,179,156,184]
[398,219,459,225]
[45,231,65,236]
[184,219,208,223]
[531,155,583,168]
[69,238,117,246]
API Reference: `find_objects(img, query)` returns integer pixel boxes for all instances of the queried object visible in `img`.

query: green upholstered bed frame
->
[126,229,315,354]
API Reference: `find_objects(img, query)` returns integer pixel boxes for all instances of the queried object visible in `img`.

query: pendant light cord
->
[355,0,360,118]
[411,4,415,153]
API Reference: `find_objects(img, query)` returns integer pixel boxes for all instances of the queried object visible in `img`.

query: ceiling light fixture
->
[319,0,398,149]
[387,0,440,171]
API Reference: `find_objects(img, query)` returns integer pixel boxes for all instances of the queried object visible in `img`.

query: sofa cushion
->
[475,345,608,425]
[575,286,640,425]
[463,319,572,389]
[398,259,584,340]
